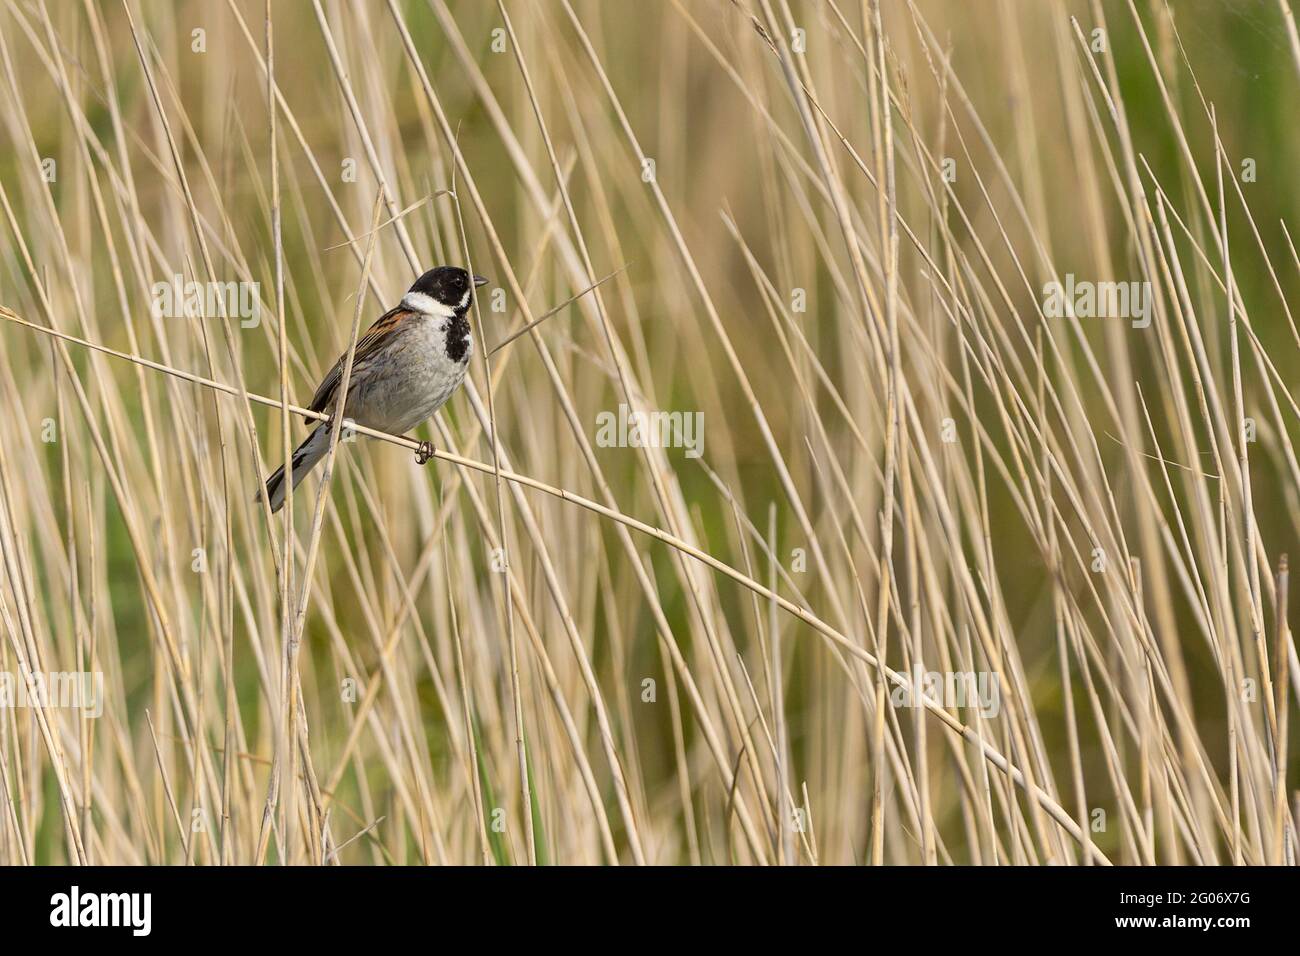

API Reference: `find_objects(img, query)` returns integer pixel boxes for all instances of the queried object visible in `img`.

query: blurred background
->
[0,0,1297,865]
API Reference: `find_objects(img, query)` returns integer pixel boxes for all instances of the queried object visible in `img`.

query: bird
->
[260,266,488,513]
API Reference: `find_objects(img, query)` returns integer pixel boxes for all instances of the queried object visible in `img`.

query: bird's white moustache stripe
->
[401,290,455,317]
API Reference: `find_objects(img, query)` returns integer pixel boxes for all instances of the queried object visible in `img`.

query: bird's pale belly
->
[347,318,471,435]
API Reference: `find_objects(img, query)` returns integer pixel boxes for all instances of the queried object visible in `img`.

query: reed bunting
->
[261,266,487,513]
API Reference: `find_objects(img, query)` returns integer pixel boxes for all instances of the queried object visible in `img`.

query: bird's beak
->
[473,274,489,287]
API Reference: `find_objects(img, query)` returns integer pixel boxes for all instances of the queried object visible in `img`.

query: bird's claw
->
[414,440,436,465]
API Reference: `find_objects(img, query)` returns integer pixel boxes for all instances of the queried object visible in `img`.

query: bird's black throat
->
[444,309,471,364]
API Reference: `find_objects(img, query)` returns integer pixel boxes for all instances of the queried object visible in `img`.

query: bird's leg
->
[414,440,436,465]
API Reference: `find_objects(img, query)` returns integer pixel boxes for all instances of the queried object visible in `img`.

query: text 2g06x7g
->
[1183,893,1252,906]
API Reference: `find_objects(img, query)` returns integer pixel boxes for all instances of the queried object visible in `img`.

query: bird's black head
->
[407,266,488,314]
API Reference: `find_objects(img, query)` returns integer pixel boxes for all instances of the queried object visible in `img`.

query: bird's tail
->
[258,424,332,514]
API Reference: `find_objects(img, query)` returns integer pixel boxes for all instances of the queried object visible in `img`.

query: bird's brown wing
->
[306,305,411,416]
